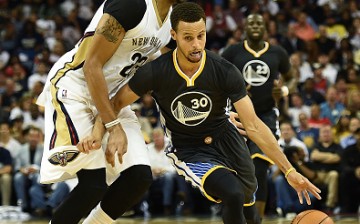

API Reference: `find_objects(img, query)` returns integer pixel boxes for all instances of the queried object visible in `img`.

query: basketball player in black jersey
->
[41,1,184,224]
[222,13,294,219]
[78,3,321,224]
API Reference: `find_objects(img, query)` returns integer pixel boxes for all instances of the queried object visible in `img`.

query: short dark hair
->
[170,2,206,31]
[283,146,300,160]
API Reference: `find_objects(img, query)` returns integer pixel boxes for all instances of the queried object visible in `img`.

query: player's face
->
[245,14,265,41]
[172,19,206,63]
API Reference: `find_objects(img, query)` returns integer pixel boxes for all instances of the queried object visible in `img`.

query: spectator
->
[29,181,70,218]
[335,38,354,70]
[284,93,311,129]
[293,12,316,42]
[320,86,346,125]
[147,128,191,216]
[296,112,319,151]
[315,25,336,63]
[312,63,330,96]
[280,23,306,55]
[0,78,23,112]
[310,124,342,212]
[0,47,10,71]
[16,19,44,71]
[299,78,326,106]
[259,0,279,16]
[339,127,360,214]
[27,61,48,91]
[0,121,22,161]
[308,103,331,129]
[0,146,12,206]
[332,112,351,144]
[346,89,360,118]
[278,121,309,162]
[334,77,349,105]
[22,103,44,133]
[340,116,360,149]
[224,0,244,29]
[289,52,314,86]
[13,127,43,212]
[316,54,338,85]
[0,21,18,54]
[206,4,237,50]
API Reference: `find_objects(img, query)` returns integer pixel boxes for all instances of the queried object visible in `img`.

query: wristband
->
[285,167,296,179]
[104,118,120,129]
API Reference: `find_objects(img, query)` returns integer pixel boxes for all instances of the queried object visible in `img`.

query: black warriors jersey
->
[129,49,247,148]
[222,41,290,115]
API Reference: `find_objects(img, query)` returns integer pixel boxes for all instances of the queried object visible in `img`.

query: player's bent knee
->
[127,165,153,188]
[223,188,245,206]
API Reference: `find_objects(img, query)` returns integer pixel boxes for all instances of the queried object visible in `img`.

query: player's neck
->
[155,0,172,22]
[176,56,201,78]
[245,39,266,52]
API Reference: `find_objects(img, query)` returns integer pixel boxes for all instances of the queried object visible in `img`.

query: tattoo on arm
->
[96,15,124,43]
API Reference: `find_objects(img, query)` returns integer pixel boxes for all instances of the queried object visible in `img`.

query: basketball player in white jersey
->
[37,0,184,223]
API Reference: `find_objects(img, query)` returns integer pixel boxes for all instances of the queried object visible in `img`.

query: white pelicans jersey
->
[37,0,172,184]
[42,0,172,101]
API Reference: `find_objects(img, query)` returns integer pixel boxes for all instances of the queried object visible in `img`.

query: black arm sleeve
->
[128,62,154,96]
[104,0,146,31]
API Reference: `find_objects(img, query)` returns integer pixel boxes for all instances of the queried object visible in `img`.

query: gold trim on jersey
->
[173,48,206,87]
[251,153,275,165]
[49,35,94,148]
[244,40,269,58]
[201,165,237,203]
[152,0,170,27]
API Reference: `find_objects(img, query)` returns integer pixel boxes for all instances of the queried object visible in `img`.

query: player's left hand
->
[286,171,322,205]
[229,112,247,136]
[77,135,102,153]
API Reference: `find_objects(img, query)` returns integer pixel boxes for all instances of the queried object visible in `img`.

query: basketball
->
[292,210,335,224]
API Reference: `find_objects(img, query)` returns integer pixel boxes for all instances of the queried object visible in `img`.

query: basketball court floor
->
[0,215,359,224]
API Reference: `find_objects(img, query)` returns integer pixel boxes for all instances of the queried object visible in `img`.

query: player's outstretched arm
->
[233,96,321,204]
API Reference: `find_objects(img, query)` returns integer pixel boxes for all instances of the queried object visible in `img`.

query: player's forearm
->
[84,64,117,124]
[247,120,293,174]
[321,153,341,164]
[93,115,106,140]
[112,84,140,113]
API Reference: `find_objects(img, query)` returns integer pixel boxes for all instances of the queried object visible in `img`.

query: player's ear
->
[170,29,176,40]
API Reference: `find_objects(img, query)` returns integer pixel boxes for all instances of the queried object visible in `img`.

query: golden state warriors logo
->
[171,92,212,126]
[242,60,270,86]
[48,150,79,167]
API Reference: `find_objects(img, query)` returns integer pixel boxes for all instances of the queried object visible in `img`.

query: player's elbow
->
[83,59,102,78]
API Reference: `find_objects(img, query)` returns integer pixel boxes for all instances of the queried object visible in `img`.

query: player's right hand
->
[106,125,128,167]
[287,170,322,205]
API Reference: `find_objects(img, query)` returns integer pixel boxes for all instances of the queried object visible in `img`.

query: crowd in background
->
[0,0,359,220]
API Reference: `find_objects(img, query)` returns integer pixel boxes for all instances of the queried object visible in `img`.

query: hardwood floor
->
[0,215,359,224]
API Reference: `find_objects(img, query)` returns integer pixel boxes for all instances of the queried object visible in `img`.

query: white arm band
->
[104,118,121,129]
